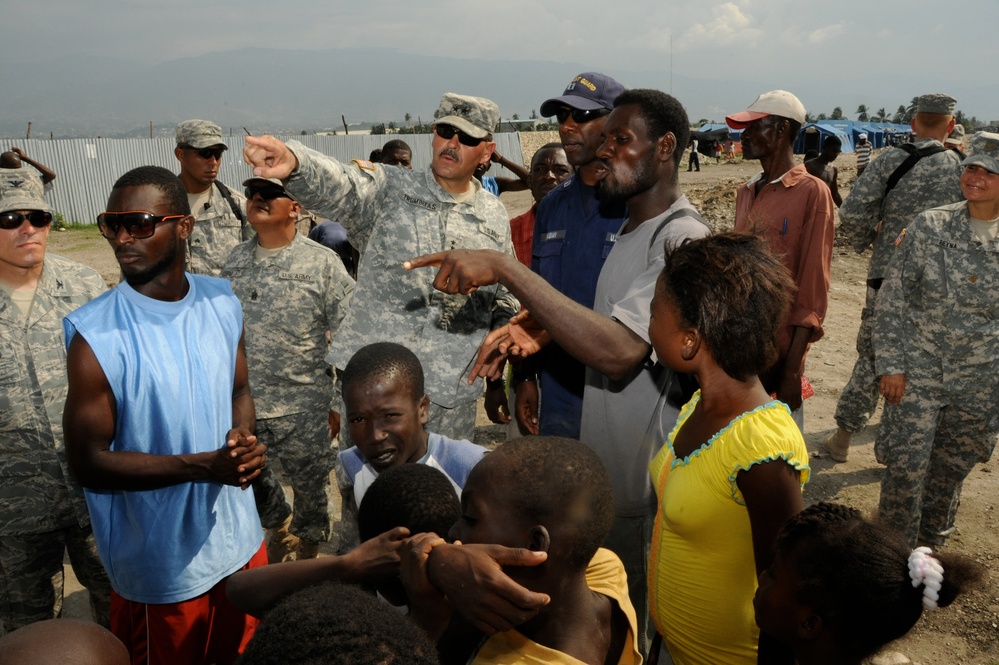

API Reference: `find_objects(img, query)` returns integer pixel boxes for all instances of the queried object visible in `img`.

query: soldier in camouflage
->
[175,119,252,276]
[222,176,354,561]
[823,93,964,462]
[0,172,110,635]
[243,93,518,445]
[872,132,999,548]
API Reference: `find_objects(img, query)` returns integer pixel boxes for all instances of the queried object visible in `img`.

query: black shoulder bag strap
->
[214,181,248,227]
[883,142,948,198]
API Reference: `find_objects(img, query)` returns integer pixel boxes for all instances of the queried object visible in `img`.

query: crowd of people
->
[0,74,994,665]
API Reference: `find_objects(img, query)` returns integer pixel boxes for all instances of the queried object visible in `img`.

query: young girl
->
[755,502,983,665]
[647,233,810,664]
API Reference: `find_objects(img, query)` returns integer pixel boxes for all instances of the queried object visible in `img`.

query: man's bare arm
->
[64,334,266,491]
[406,249,649,381]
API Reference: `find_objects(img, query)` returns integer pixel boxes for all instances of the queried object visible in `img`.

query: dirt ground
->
[48,152,997,664]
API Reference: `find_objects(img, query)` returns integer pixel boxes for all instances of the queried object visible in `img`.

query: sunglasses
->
[180,145,225,160]
[554,107,610,125]
[0,210,53,230]
[434,124,485,147]
[96,211,186,240]
[244,184,291,201]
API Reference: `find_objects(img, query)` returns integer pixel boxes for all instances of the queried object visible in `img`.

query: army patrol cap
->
[915,93,956,116]
[961,132,999,175]
[0,169,51,214]
[432,93,499,140]
[176,119,228,149]
[726,90,807,129]
[242,176,297,202]
[945,124,965,148]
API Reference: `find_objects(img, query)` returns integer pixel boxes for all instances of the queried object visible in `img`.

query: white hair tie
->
[908,546,944,610]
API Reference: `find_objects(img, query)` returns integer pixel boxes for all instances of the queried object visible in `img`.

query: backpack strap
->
[647,207,710,265]
[883,142,948,198]
[214,180,248,227]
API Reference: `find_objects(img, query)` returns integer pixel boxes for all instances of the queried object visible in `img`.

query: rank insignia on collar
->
[894,228,906,246]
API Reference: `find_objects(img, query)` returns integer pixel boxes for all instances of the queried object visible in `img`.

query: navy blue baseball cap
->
[540,72,625,117]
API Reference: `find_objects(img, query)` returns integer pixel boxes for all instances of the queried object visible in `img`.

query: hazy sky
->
[8,0,995,119]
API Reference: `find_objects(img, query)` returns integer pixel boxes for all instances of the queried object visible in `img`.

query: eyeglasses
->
[180,145,225,160]
[0,210,53,230]
[96,211,186,240]
[554,107,610,125]
[244,184,291,201]
[434,124,485,147]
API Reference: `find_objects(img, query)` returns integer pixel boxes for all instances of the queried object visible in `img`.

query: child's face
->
[344,375,430,472]
[449,456,535,548]
[648,277,690,371]
[753,550,810,645]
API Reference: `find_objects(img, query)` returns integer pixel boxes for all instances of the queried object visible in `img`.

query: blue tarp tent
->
[796,123,854,154]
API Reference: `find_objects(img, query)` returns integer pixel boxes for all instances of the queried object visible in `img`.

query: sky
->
[6,0,996,122]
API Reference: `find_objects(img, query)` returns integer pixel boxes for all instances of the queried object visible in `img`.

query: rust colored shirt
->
[735,164,835,360]
[509,205,537,267]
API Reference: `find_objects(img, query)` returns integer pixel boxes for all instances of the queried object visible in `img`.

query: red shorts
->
[110,541,267,665]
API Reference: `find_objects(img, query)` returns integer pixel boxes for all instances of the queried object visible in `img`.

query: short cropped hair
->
[659,233,794,381]
[823,136,842,149]
[776,502,983,662]
[530,142,565,168]
[613,89,690,168]
[358,464,460,542]
[238,583,439,665]
[111,166,191,216]
[489,437,614,571]
[382,139,412,154]
[341,342,425,402]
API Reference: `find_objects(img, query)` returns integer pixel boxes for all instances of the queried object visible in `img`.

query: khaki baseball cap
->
[726,90,807,129]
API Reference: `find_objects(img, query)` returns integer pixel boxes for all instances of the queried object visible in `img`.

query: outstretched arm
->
[64,333,266,491]
[228,527,410,618]
[405,250,649,381]
[490,151,530,194]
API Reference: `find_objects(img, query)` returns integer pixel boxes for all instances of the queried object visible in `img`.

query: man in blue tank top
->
[63,166,267,665]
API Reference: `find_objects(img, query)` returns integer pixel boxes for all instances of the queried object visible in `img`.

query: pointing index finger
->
[403,252,447,270]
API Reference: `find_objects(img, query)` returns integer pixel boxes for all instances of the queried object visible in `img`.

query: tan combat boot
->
[266,515,301,563]
[818,427,851,463]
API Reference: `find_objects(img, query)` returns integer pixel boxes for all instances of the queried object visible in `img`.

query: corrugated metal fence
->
[0,133,526,224]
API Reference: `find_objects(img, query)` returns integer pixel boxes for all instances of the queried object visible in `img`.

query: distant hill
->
[2,48,994,138]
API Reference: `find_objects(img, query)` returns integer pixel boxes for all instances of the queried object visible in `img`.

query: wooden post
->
[26,122,32,140]
[342,115,349,135]
[149,121,154,139]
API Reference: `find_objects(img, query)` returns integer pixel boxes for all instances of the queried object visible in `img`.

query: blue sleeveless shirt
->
[64,275,262,604]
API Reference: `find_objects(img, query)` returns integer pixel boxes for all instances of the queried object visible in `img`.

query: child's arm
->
[226,526,409,618]
[738,460,803,665]
[399,533,454,640]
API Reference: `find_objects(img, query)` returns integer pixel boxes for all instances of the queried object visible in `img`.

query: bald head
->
[0,619,129,665]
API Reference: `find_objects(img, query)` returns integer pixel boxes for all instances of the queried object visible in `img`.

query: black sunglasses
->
[434,124,485,147]
[554,107,610,125]
[0,210,53,230]
[180,145,225,160]
[96,211,186,240]
[244,184,291,201]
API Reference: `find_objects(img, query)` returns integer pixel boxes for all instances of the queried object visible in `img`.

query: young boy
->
[403,437,643,665]
[337,342,487,548]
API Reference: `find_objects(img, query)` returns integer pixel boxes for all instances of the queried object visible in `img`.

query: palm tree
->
[831,107,844,120]
[876,107,887,122]
[856,104,869,121]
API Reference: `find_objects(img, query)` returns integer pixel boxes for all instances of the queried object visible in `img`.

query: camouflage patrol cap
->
[432,93,499,140]
[961,132,999,175]
[176,119,228,149]
[0,169,51,214]
[915,93,956,116]
[242,176,297,202]
[945,123,965,148]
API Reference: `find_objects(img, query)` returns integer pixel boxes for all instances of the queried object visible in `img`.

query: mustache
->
[439,148,460,161]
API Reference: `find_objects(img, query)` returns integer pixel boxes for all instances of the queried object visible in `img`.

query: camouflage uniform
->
[282,141,519,442]
[872,202,999,547]
[186,183,251,277]
[0,254,110,634]
[221,233,354,543]
[834,139,963,432]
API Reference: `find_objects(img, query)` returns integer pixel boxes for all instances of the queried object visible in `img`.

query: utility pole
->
[342,115,349,135]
